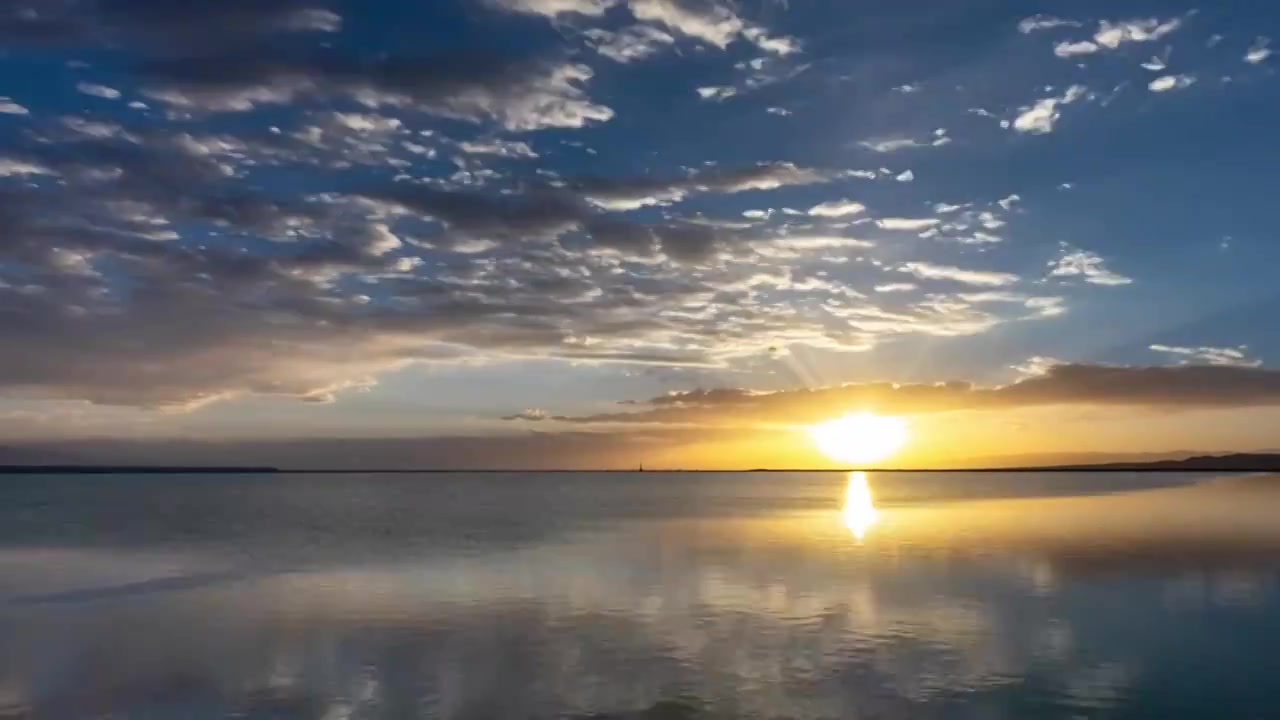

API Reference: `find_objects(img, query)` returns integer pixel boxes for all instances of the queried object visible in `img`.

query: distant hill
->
[1028,453,1280,472]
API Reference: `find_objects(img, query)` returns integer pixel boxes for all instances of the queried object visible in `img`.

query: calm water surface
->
[3,471,1280,719]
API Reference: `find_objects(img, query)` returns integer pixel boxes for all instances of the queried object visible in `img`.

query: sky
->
[1,0,1279,468]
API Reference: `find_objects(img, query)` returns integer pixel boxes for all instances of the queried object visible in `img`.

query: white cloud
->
[696,85,737,102]
[585,25,676,63]
[860,130,950,153]
[1140,50,1170,71]
[629,0,745,49]
[959,291,1028,303]
[333,112,402,133]
[742,209,772,219]
[77,83,122,100]
[764,235,874,253]
[1019,15,1082,34]
[878,217,940,231]
[860,138,924,153]
[1150,344,1262,368]
[998,194,1021,211]
[766,106,791,116]
[978,211,1005,229]
[490,0,616,16]
[933,202,969,214]
[895,169,914,183]
[1094,17,1182,49]
[1025,296,1067,317]
[0,159,55,176]
[49,248,98,277]
[1055,41,1099,57]
[900,262,1020,287]
[875,283,917,293]
[961,231,1003,244]
[353,223,402,256]
[742,26,801,56]
[1148,74,1195,92]
[1245,37,1272,64]
[0,97,28,115]
[458,139,539,158]
[808,199,866,218]
[1048,249,1132,285]
[1012,84,1087,134]
[1012,356,1065,376]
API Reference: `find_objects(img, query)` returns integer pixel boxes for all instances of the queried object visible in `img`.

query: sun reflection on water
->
[842,471,878,540]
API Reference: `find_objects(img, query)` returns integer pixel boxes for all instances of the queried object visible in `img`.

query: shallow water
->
[2,471,1280,719]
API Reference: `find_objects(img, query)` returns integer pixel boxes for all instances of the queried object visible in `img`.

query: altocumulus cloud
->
[0,0,1226,418]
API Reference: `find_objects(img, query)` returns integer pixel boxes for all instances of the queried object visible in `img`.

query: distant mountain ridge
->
[1028,453,1280,472]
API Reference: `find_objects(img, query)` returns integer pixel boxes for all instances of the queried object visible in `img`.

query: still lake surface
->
[3,470,1280,719]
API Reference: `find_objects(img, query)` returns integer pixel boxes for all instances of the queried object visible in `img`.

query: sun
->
[809,412,909,465]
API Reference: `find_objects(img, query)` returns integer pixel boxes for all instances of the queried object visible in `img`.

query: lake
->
[3,471,1280,719]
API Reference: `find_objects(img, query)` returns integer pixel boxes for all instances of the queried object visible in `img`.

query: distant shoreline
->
[4,453,1280,474]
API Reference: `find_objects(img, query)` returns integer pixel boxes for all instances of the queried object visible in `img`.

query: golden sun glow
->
[842,471,878,540]
[810,412,909,465]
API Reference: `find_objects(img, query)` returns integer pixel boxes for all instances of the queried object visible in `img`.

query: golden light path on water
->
[842,471,878,540]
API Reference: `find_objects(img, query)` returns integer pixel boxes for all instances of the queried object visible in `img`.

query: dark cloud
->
[543,363,1280,425]
[139,52,613,130]
[0,0,340,49]
[364,184,587,241]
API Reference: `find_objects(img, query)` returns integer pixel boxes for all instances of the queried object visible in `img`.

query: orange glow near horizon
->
[810,412,909,466]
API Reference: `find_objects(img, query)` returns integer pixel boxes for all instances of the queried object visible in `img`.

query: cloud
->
[860,138,922,153]
[895,169,914,183]
[0,159,56,176]
[363,185,584,240]
[859,129,950,153]
[1148,74,1195,92]
[141,54,614,131]
[1045,18,1182,61]
[628,0,744,49]
[502,408,552,421]
[1151,344,1262,368]
[1093,17,1182,49]
[1018,15,1082,34]
[1245,37,1272,64]
[76,82,122,100]
[742,27,801,56]
[900,262,1019,287]
[877,218,940,231]
[547,363,1280,426]
[489,0,617,16]
[1048,249,1132,285]
[1054,41,1099,57]
[458,138,539,158]
[585,25,675,63]
[0,97,28,114]
[1012,85,1087,134]
[0,0,343,51]
[808,199,865,218]
[875,283,917,293]
[574,162,833,211]
[696,85,737,102]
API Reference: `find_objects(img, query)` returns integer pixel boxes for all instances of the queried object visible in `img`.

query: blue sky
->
[1,0,1279,464]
